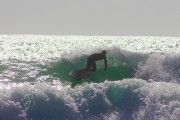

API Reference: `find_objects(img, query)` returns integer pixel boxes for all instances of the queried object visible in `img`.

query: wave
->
[0,36,180,120]
[41,48,146,86]
[0,79,179,120]
[1,47,180,85]
[135,52,180,83]
[41,48,180,86]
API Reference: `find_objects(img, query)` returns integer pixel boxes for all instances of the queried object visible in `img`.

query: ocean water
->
[0,35,180,120]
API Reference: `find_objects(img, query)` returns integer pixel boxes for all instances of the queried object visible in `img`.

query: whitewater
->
[0,35,180,120]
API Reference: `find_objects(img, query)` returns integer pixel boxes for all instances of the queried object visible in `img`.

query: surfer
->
[86,50,107,71]
[69,50,107,80]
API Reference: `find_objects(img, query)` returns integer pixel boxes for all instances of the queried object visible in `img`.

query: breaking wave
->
[0,35,180,120]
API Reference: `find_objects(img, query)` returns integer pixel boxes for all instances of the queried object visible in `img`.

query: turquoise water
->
[42,56,135,87]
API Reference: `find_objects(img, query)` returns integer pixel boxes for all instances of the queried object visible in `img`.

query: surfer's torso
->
[87,53,106,61]
[87,52,107,71]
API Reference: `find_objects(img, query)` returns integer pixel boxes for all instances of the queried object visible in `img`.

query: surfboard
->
[69,68,90,80]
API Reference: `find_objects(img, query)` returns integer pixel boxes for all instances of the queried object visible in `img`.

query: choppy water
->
[0,35,180,120]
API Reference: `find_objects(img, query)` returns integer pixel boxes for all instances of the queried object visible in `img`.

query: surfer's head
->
[102,50,106,55]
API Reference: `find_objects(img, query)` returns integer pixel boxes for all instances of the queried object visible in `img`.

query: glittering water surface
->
[0,35,180,120]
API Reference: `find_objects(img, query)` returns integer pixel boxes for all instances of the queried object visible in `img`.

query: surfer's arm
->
[104,57,107,70]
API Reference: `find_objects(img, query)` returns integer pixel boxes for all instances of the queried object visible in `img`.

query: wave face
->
[0,35,180,120]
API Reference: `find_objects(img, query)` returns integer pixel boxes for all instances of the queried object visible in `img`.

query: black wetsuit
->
[86,53,107,71]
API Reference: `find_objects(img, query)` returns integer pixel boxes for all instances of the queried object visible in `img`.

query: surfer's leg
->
[86,59,91,70]
[91,62,96,71]
[87,59,96,71]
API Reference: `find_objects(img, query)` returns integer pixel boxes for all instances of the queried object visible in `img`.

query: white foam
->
[0,79,179,119]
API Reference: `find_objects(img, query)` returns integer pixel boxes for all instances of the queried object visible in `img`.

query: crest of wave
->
[135,53,180,83]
